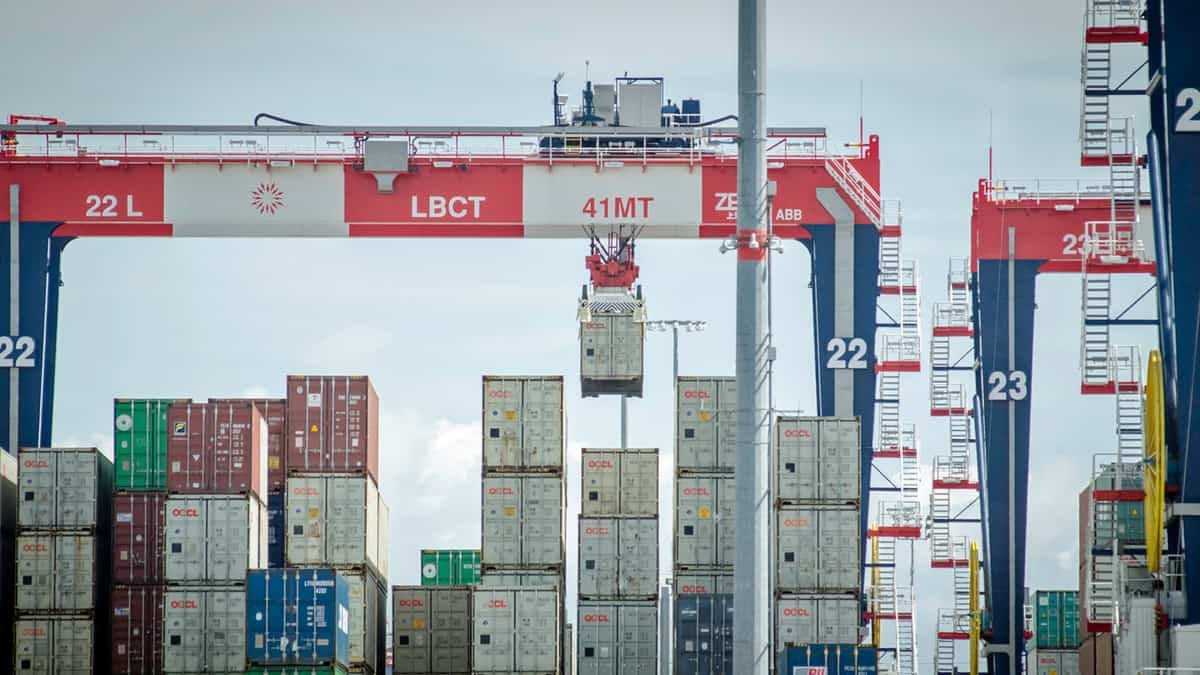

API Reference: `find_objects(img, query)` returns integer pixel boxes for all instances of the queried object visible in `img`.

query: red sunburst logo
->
[251,182,285,215]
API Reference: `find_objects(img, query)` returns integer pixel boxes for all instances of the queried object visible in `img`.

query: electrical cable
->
[253,113,314,127]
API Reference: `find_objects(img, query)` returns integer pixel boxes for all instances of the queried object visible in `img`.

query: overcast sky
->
[5,0,1160,670]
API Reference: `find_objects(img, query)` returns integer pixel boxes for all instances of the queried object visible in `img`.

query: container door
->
[618,604,657,675]
[611,313,644,379]
[208,497,250,581]
[345,571,368,665]
[210,589,247,672]
[163,590,204,673]
[482,476,521,566]
[775,419,819,503]
[618,518,658,597]
[578,603,617,675]
[819,418,861,501]
[522,476,563,565]
[327,476,369,566]
[16,535,52,611]
[675,477,718,567]
[523,379,564,469]
[580,518,618,597]
[582,451,621,516]
[393,588,431,673]
[14,619,49,673]
[56,450,97,528]
[164,498,205,582]
[17,451,54,527]
[286,476,325,566]
[516,590,559,672]
[474,590,516,672]
[622,451,658,516]
[775,597,818,646]
[776,509,818,591]
[819,598,861,644]
[716,379,738,469]
[580,317,612,379]
[483,378,523,468]
[59,619,94,672]
[433,588,471,673]
[55,535,95,611]
[676,380,718,469]
[716,475,737,567]
[819,508,861,591]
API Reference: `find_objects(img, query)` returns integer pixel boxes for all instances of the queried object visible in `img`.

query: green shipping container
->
[113,398,188,491]
[1036,590,1081,649]
[421,549,481,586]
[244,668,348,675]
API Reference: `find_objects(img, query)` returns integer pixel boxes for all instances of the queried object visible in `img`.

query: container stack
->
[1030,589,1082,674]
[112,398,184,674]
[14,447,114,673]
[0,451,17,665]
[576,447,659,675]
[479,375,566,673]
[772,417,863,662]
[282,375,390,675]
[393,584,472,674]
[245,567,353,672]
[674,593,733,673]
[163,400,268,673]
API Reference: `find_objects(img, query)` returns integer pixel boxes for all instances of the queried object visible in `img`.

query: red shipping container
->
[209,398,287,491]
[286,375,379,478]
[167,402,267,497]
[111,585,164,674]
[113,493,165,584]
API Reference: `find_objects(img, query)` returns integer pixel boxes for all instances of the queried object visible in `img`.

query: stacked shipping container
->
[0,452,16,666]
[393,585,473,674]
[421,549,481,586]
[15,447,113,673]
[282,375,389,674]
[480,375,566,673]
[577,447,659,675]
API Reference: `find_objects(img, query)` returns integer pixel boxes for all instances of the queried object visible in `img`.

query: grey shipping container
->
[393,585,472,674]
[162,587,246,673]
[480,566,565,588]
[675,377,736,471]
[1031,649,1081,675]
[1116,597,1157,675]
[482,376,565,471]
[16,533,104,612]
[472,585,561,673]
[580,448,658,516]
[1,451,17,663]
[576,601,657,675]
[674,594,733,675]
[774,417,861,503]
[17,447,114,529]
[15,616,97,674]
[775,595,860,646]
[345,566,388,673]
[482,474,564,566]
[578,297,645,398]
[674,473,735,568]
[286,473,388,577]
[164,494,267,582]
[673,571,734,596]
[578,516,658,598]
[775,506,861,592]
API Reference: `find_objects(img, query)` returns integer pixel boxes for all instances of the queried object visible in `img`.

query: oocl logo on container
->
[682,487,709,496]
[583,322,606,330]
[293,487,319,496]
[170,600,199,609]
[22,543,48,553]
[19,627,45,637]
[680,585,707,593]
[171,508,200,518]
[682,390,710,399]
[22,459,48,468]
[396,599,425,608]
[782,607,811,617]
[586,460,614,469]
[584,527,610,536]
[783,518,810,528]
[487,599,508,609]
[487,390,513,399]
[488,487,515,496]
[583,614,610,623]
[783,429,812,438]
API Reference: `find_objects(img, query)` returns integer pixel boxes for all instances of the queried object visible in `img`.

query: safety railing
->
[1084,220,1147,263]
[982,177,1117,204]
[1085,0,1145,31]
[825,154,882,226]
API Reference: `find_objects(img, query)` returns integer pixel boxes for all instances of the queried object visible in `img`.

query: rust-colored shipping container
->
[166,402,267,497]
[111,585,163,675]
[209,398,287,491]
[1079,631,1113,675]
[112,493,165,585]
[286,376,379,479]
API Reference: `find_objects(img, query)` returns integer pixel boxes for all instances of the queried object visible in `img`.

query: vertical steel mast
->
[734,0,771,672]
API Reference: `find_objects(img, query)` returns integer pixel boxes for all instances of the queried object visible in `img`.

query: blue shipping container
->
[785,644,877,674]
[246,568,350,667]
[267,492,285,567]
[675,593,734,674]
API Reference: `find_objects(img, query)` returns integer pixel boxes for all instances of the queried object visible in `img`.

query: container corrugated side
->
[164,494,267,582]
[1035,590,1081,650]
[113,492,166,584]
[482,375,565,471]
[114,398,189,491]
[17,446,114,529]
[286,375,380,479]
[480,566,565,588]
[15,617,95,674]
[482,474,564,567]
[579,306,645,398]
[267,491,285,567]
[674,473,734,568]
[393,586,472,674]
[285,474,385,576]
[472,585,561,673]
[784,644,877,674]
[1116,597,1156,675]
[0,451,17,665]
[675,377,737,471]
[673,571,734,596]
[112,585,164,674]
[163,587,246,673]
[674,593,732,675]
[209,397,288,491]
[774,416,860,503]
[576,600,656,675]
[421,549,482,586]
[580,448,658,516]
[775,506,861,592]
[343,566,387,672]
[17,533,101,611]
[1170,624,1200,668]
[775,595,860,646]
[245,667,349,675]
[578,516,657,598]
[246,568,350,667]
[167,401,268,497]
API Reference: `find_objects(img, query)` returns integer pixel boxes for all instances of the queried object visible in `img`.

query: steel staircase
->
[1114,346,1144,459]
[1081,274,1114,392]
[1107,117,1140,223]
[895,585,918,675]
[929,480,953,566]
[825,155,882,227]
[934,609,958,675]
[877,372,902,457]
[1079,42,1113,163]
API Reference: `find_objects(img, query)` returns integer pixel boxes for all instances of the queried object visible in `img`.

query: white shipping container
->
[345,568,384,669]
[1171,624,1200,667]
[674,474,735,568]
[393,586,472,675]
[16,533,97,611]
[774,417,861,502]
[377,491,391,580]
[473,586,561,673]
[163,587,246,673]
[482,475,564,566]
[581,448,658,516]
[1031,650,1080,675]
[673,571,734,596]
[675,377,737,470]
[774,596,860,646]
[576,601,657,675]
[480,567,564,588]
[286,474,386,574]
[483,376,565,470]
[1116,597,1157,675]
[579,304,645,390]
[17,447,111,529]
[165,494,266,582]
[578,516,658,598]
[775,507,860,592]
[15,617,93,674]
